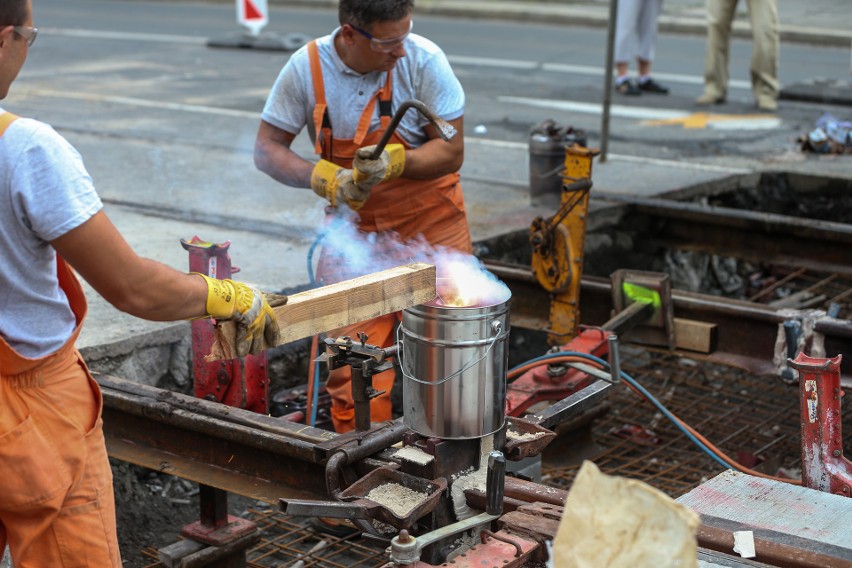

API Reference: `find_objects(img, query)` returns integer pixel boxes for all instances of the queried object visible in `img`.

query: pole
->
[600,0,619,162]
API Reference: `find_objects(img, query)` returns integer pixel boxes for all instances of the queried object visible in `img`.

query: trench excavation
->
[92,169,852,567]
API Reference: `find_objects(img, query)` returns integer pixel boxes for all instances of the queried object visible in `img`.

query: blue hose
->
[306,230,326,426]
[511,351,732,470]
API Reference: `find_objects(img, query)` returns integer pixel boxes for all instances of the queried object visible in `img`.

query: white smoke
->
[316,213,510,307]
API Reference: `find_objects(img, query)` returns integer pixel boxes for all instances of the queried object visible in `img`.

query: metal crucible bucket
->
[399,294,510,440]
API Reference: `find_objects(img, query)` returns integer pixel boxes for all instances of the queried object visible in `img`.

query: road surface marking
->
[498,96,781,129]
[22,89,259,118]
[541,62,751,89]
[43,27,206,45]
[465,138,750,173]
[41,27,750,91]
[644,112,782,130]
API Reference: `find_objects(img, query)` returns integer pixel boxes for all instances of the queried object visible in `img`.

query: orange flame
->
[432,256,510,308]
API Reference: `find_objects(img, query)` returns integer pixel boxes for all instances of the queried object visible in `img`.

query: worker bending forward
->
[0,1,279,564]
[255,0,472,433]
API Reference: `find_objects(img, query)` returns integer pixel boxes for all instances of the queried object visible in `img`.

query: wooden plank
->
[674,317,718,353]
[207,263,436,360]
[677,470,852,552]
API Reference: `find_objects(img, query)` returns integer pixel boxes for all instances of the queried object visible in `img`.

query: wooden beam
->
[674,318,718,353]
[207,263,437,360]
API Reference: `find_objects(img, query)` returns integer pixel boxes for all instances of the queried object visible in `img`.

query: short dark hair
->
[0,0,28,26]
[339,0,414,29]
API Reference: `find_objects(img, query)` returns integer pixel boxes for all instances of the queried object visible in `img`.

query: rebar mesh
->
[541,346,851,497]
[139,511,388,567]
[137,347,851,567]
[747,267,852,318]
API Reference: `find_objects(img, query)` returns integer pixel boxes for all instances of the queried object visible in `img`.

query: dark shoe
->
[638,77,669,94]
[615,79,641,96]
[696,92,726,105]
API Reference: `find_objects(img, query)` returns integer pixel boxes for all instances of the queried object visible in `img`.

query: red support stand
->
[788,352,852,497]
[181,236,269,413]
[171,236,266,564]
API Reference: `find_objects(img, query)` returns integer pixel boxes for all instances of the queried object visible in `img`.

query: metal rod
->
[599,0,619,162]
[486,451,506,516]
[368,99,457,160]
[530,380,614,430]
[607,334,622,384]
[600,300,654,334]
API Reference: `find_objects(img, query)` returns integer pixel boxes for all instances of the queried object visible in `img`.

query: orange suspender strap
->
[0,112,18,137]
[307,39,395,153]
[378,72,393,130]
[353,71,394,146]
[307,41,331,158]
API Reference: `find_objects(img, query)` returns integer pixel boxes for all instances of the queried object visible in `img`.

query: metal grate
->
[541,346,851,498]
[139,510,388,567]
[747,266,852,318]
[137,347,851,567]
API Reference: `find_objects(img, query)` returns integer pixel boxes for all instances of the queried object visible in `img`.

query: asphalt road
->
[8,0,852,350]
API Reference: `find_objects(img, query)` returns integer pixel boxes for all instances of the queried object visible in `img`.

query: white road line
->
[448,54,539,70]
[23,88,778,135]
[497,95,782,130]
[24,89,259,119]
[499,96,690,121]
[465,137,750,173]
[543,62,751,90]
[42,27,207,45]
[41,27,749,91]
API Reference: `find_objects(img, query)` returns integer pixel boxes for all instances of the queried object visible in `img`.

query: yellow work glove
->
[196,274,283,357]
[353,144,406,187]
[310,159,371,210]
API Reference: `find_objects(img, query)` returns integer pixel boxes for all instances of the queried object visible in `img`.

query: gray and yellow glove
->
[196,274,283,357]
[353,144,406,187]
[311,159,371,210]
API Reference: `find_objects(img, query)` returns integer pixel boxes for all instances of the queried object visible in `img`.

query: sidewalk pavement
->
[275,0,852,48]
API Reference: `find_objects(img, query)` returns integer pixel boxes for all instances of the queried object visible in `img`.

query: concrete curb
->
[269,0,852,48]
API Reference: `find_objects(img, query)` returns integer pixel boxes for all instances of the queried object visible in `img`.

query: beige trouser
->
[702,0,779,103]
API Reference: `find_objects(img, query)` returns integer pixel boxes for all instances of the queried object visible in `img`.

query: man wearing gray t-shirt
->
[0,1,279,564]
[255,0,472,435]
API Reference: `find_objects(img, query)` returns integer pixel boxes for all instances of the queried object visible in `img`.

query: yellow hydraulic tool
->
[529,144,600,346]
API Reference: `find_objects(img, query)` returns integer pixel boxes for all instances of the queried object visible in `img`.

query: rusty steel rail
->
[97,374,394,504]
[602,194,852,277]
[484,262,852,377]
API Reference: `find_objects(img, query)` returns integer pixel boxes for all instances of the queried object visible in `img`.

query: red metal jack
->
[178,236,263,560]
[181,236,269,412]
[506,327,611,417]
[788,352,852,497]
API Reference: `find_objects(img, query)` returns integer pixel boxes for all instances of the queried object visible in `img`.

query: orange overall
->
[307,42,473,432]
[0,114,121,566]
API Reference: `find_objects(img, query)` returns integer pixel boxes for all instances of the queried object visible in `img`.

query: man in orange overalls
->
[0,1,280,564]
[255,0,472,434]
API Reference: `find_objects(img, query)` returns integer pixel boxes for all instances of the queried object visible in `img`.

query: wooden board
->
[677,470,852,562]
[208,263,437,360]
[673,318,718,353]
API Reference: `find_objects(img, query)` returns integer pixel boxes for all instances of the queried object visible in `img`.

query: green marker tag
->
[622,282,661,308]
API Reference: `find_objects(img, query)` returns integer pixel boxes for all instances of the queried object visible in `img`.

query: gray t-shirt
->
[261,29,464,149]
[0,109,102,358]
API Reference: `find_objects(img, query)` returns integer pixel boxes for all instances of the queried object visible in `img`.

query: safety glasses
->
[13,25,38,47]
[349,20,412,53]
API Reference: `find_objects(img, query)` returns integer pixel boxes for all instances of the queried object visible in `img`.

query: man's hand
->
[353,144,406,187]
[311,159,371,210]
[197,274,283,357]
